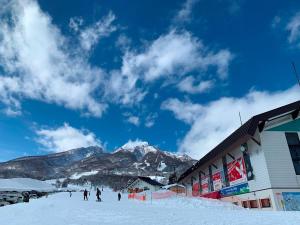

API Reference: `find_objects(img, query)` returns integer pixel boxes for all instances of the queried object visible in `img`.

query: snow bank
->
[0,178,56,192]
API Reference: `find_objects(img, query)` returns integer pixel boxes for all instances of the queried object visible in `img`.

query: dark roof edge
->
[137,176,164,186]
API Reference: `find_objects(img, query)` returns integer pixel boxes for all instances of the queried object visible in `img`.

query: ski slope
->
[0,189,300,225]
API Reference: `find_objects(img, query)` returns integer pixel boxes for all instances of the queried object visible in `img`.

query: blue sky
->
[1,0,300,161]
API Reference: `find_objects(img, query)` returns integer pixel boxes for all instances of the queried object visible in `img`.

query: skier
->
[69,191,72,197]
[96,188,101,202]
[118,192,121,201]
[83,189,88,201]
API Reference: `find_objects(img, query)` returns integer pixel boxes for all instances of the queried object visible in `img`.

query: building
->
[163,184,186,194]
[178,101,300,211]
[126,176,163,193]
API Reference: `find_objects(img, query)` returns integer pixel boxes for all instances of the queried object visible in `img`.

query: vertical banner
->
[192,183,200,196]
[212,171,223,191]
[227,157,247,186]
[201,176,209,194]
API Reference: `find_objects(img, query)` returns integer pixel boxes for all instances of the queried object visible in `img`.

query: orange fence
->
[128,190,183,201]
[128,193,146,201]
[152,191,177,199]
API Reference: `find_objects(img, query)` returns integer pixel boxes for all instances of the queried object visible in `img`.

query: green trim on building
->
[267,118,300,131]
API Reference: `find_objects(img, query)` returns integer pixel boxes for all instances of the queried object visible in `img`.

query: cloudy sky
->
[1,0,300,161]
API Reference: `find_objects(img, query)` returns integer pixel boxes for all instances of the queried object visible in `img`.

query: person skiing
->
[118,192,121,201]
[83,189,88,201]
[96,188,101,202]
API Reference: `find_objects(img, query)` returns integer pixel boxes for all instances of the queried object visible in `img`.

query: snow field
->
[0,189,300,225]
[0,178,56,192]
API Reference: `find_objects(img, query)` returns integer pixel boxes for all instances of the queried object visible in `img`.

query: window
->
[242,201,249,208]
[285,133,300,175]
[249,200,258,208]
[260,198,271,208]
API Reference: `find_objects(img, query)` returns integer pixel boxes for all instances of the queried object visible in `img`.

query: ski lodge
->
[126,176,163,193]
[178,101,300,211]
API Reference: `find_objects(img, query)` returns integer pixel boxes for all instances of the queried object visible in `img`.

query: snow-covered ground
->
[0,178,56,192]
[1,189,300,225]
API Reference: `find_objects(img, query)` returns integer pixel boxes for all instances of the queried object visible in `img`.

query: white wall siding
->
[128,179,160,192]
[247,137,272,191]
[260,131,300,188]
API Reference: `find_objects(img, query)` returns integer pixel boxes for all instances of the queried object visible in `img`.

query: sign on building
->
[227,157,247,186]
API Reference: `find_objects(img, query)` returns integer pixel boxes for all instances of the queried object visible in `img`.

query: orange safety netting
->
[152,191,177,199]
[128,193,146,201]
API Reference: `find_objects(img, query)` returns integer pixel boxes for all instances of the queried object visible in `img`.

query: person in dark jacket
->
[118,192,121,201]
[23,192,30,203]
[83,189,88,200]
[96,188,101,202]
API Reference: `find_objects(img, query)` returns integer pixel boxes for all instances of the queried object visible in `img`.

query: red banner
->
[227,157,247,186]
[192,183,200,196]
[212,171,222,191]
[201,176,209,194]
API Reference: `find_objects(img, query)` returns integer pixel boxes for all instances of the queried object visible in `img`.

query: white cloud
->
[286,12,300,45]
[124,30,232,82]
[162,86,300,159]
[161,98,203,124]
[174,0,199,24]
[0,0,107,117]
[35,123,102,152]
[106,30,233,105]
[78,11,116,52]
[145,113,158,128]
[127,116,140,126]
[116,34,131,51]
[69,17,83,32]
[177,76,214,94]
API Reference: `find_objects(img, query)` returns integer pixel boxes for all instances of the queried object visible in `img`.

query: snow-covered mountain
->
[0,146,104,179]
[115,140,193,162]
[0,141,196,188]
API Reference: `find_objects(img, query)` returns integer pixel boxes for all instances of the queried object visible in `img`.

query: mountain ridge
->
[0,141,196,188]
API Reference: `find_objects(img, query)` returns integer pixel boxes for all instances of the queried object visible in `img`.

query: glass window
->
[249,200,259,208]
[260,198,271,208]
[285,133,300,175]
[242,201,249,208]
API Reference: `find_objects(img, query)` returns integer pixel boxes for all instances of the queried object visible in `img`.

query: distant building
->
[126,176,163,193]
[163,184,186,194]
[168,172,178,185]
[178,101,300,211]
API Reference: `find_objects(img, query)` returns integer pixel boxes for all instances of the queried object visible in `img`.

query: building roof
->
[162,183,185,189]
[137,176,163,186]
[127,176,164,188]
[178,100,300,182]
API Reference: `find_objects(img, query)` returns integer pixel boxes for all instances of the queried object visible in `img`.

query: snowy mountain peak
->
[114,140,158,160]
[121,140,151,150]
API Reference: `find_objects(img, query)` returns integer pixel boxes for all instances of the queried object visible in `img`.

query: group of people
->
[82,188,122,202]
